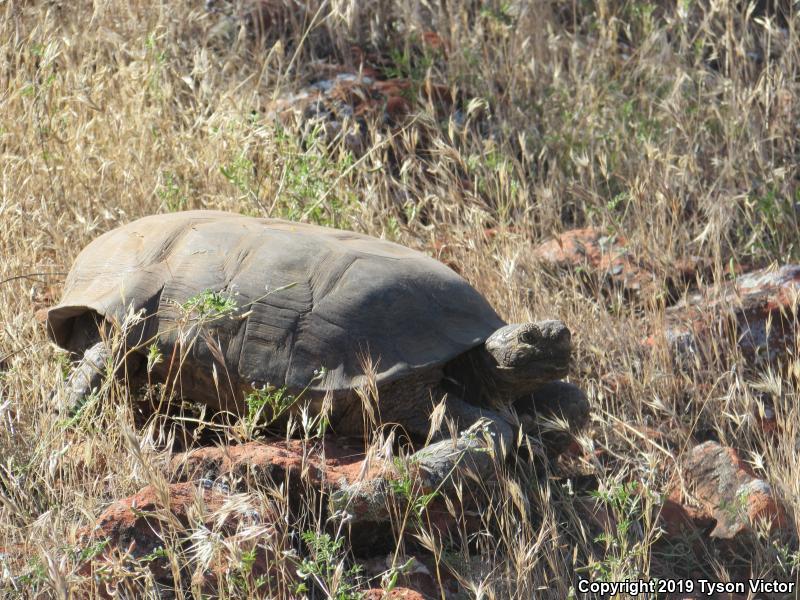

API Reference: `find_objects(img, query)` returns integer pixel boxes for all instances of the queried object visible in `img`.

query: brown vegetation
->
[1,0,800,597]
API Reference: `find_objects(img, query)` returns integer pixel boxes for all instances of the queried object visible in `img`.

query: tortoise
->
[48,210,587,489]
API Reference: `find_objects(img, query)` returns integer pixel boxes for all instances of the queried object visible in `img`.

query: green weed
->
[181,289,238,320]
[297,531,363,600]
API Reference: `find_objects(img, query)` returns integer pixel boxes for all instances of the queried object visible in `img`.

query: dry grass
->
[1,0,800,597]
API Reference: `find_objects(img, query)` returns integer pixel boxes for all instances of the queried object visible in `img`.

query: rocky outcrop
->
[576,438,790,583]
[679,441,788,540]
[169,438,383,490]
[359,552,461,600]
[655,265,800,365]
[534,228,708,302]
[263,65,461,159]
[78,480,285,594]
[78,440,483,596]
[537,230,799,367]
[169,439,485,554]
[267,69,456,124]
[535,228,656,297]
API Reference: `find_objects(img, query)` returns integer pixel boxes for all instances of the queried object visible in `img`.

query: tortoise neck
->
[442,345,521,407]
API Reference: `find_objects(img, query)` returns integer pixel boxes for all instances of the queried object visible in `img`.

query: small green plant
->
[718,488,751,522]
[624,2,657,36]
[221,153,257,200]
[156,171,187,212]
[181,289,238,320]
[274,125,358,227]
[383,44,434,85]
[239,548,257,573]
[228,548,268,594]
[58,389,101,429]
[139,546,169,564]
[220,123,360,225]
[245,384,297,429]
[379,556,420,593]
[606,192,628,213]
[738,186,800,260]
[75,538,110,563]
[587,481,654,582]
[389,457,438,523]
[773,540,800,573]
[15,557,47,589]
[479,3,515,26]
[296,531,363,600]
[145,32,168,93]
[465,147,522,206]
[54,351,72,381]
[386,216,401,240]
[389,457,415,499]
[146,343,163,373]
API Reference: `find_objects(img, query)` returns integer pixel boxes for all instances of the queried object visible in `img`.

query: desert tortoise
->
[48,211,585,485]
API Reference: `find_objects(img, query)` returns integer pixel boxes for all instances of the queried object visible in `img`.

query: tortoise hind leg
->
[59,341,110,414]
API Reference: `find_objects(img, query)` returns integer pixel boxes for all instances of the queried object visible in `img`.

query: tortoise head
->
[483,320,571,393]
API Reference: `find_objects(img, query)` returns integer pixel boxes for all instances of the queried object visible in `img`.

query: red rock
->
[657,490,714,540]
[535,228,710,301]
[373,79,412,97]
[170,440,480,554]
[753,402,778,435]
[562,439,584,457]
[421,31,447,52]
[266,71,439,126]
[204,0,282,40]
[575,487,710,544]
[169,438,383,489]
[573,495,615,532]
[86,481,224,555]
[264,65,459,156]
[363,588,427,600]
[681,441,788,539]
[599,371,633,395]
[359,554,459,599]
[618,422,681,452]
[535,228,613,267]
[534,228,655,297]
[79,481,282,592]
[385,95,413,119]
[657,264,800,364]
[657,496,700,538]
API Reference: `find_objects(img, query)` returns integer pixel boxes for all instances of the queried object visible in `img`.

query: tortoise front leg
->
[360,387,515,485]
[331,395,515,523]
[411,395,514,487]
[59,341,110,413]
[515,380,589,457]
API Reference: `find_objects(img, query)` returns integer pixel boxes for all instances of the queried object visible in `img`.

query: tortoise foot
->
[516,380,589,457]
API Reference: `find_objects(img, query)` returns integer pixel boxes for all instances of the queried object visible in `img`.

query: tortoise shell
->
[48,211,505,399]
